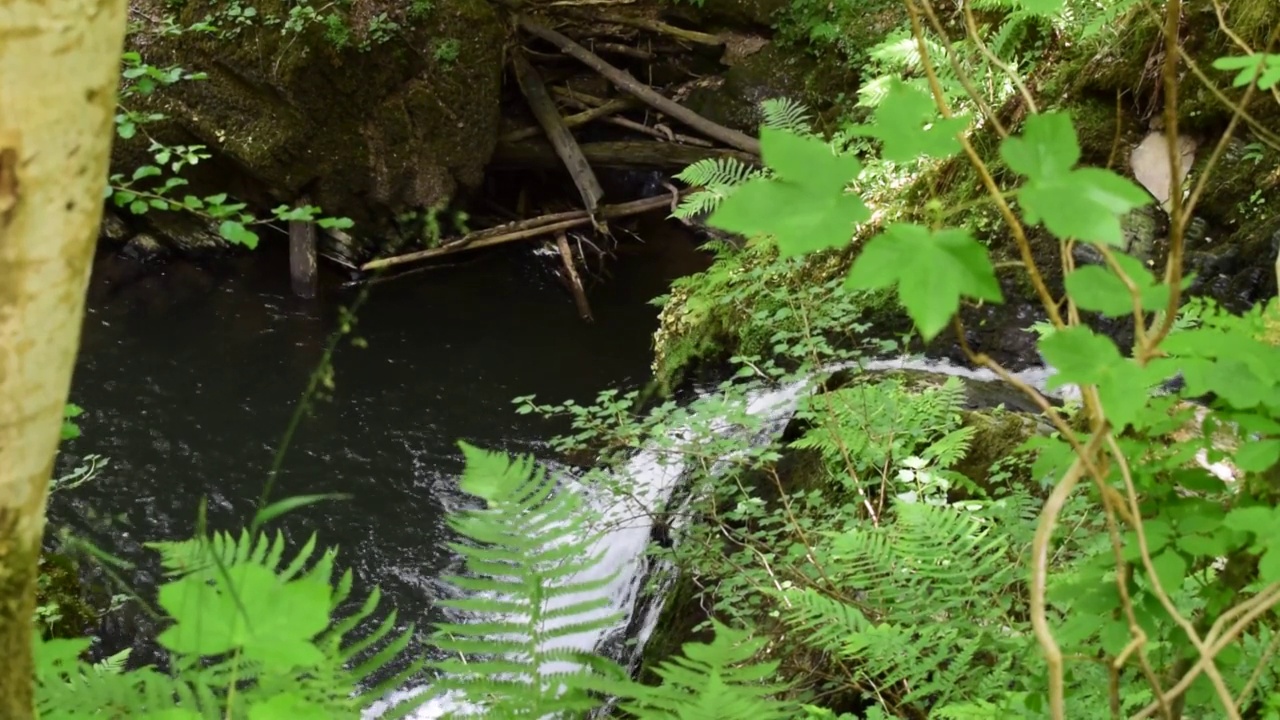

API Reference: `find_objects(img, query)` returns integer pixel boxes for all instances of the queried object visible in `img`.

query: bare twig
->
[519,17,761,155]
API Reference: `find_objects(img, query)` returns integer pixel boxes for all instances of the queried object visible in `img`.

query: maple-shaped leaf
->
[849,80,969,163]
[1002,112,1151,244]
[1038,326,1155,429]
[710,129,868,257]
[761,126,862,192]
[845,223,1003,341]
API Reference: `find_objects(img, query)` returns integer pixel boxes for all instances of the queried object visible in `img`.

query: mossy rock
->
[682,42,829,134]
[118,0,506,257]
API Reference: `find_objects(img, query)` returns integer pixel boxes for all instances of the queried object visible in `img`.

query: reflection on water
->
[51,226,708,668]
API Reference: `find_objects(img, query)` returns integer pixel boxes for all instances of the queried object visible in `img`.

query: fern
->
[424,442,629,716]
[759,97,813,135]
[618,620,794,719]
[782,501,1027,714]
[673,98,821,220]
[37,530,425,719]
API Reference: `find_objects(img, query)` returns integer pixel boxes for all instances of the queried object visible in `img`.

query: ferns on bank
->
[36,530,425,719]
[783,500,1028,715]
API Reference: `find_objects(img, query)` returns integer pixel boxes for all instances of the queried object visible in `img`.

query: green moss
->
[36,552,109,640]
[951,409,1039,497]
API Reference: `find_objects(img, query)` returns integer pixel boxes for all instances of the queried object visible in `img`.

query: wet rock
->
[117,0,506,258]
[99,210,134,244]
[121,233,169,263]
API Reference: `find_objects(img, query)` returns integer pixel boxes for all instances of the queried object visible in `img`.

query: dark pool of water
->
[49,222,708,669]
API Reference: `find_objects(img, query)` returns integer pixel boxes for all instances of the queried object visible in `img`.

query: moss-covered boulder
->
[118,0,506,258]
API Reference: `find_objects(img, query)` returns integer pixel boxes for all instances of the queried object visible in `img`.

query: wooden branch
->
[492,139,758,169]
[512,50,605,218]
[360,192,688,271]
[500,97,636,143]
[519,17,760,155]
[589,13,723,46]
[553,89,713,146]
[590,41,655,61]
[556,231,594,321]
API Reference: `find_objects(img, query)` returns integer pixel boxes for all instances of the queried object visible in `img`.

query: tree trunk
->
[0,0,129,713]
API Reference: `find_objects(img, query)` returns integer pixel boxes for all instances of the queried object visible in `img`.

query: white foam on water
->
[368,354,1233,717]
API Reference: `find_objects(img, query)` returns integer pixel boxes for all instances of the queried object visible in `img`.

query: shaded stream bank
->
[48,227,709,671]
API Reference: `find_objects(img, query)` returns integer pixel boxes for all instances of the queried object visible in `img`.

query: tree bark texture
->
[0,0,129,713]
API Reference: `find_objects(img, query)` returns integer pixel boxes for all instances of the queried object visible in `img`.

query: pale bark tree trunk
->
[0,0,129,713]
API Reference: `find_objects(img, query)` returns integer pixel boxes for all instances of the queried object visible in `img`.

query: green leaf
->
[218,220,259,249]
[131,165,162,181]
[1021,168,1151,244]
[156,562,330,671]
[710,179,869,257]
[128,199,149,215]
[1259,547,1280,585]
[1037,326,1151,428]
[845,224,1002,341]
[318,216,355,230]
[1223,505,1276,537]
[760,126,862,192]
[849,80,969,162]
[1212,53,1280,90]
[253,493,350,529]
[1233,439,1280,473]
[1000,112,1080,182]
[1001,112,1151,244]
[708,129,868,257]
[1018,0,1066,13]
[1149,550,1187,593]
[1064,253,1171,316]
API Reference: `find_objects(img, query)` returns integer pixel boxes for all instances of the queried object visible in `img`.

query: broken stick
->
[556,231,594,321]
[360,192,689,272]
[500,97,637,143]
[519,17,761,156]
[512,50,605,219]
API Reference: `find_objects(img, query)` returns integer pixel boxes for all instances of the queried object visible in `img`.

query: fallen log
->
[552,90,713,147]
[556,231,594,321]
[500,97,637,143]
[491,139,759,170]
[588,13,723,46]
[360,191,689,272]
[519,17,760,156]
[512,50,604,219]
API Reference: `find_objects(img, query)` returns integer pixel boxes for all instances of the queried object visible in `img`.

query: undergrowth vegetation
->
[24,0,1280,718]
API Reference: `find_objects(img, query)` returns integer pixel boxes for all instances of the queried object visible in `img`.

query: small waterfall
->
[364,376,818,718]
[367,354,1227,718]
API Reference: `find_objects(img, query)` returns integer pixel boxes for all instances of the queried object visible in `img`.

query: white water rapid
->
[365,355,1230,718]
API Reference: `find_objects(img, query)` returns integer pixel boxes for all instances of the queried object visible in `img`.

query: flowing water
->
[49,231,707,684]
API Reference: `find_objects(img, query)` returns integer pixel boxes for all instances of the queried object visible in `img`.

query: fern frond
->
[617,620,793,720]
[424,443,630,716]
[760,97,814,135]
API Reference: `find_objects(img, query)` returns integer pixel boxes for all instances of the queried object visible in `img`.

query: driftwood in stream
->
[289,194,317,298]
[518,17,761,156]
[556,231,594,321]
[512,51,605,219]
[587,13,724,46]
[492,140,758,170]
[360,192,689,272]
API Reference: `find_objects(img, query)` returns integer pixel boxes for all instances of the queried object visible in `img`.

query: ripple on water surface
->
[52,240,685,674]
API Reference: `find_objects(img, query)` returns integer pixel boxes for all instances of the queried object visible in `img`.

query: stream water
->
[49,231,707,689]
